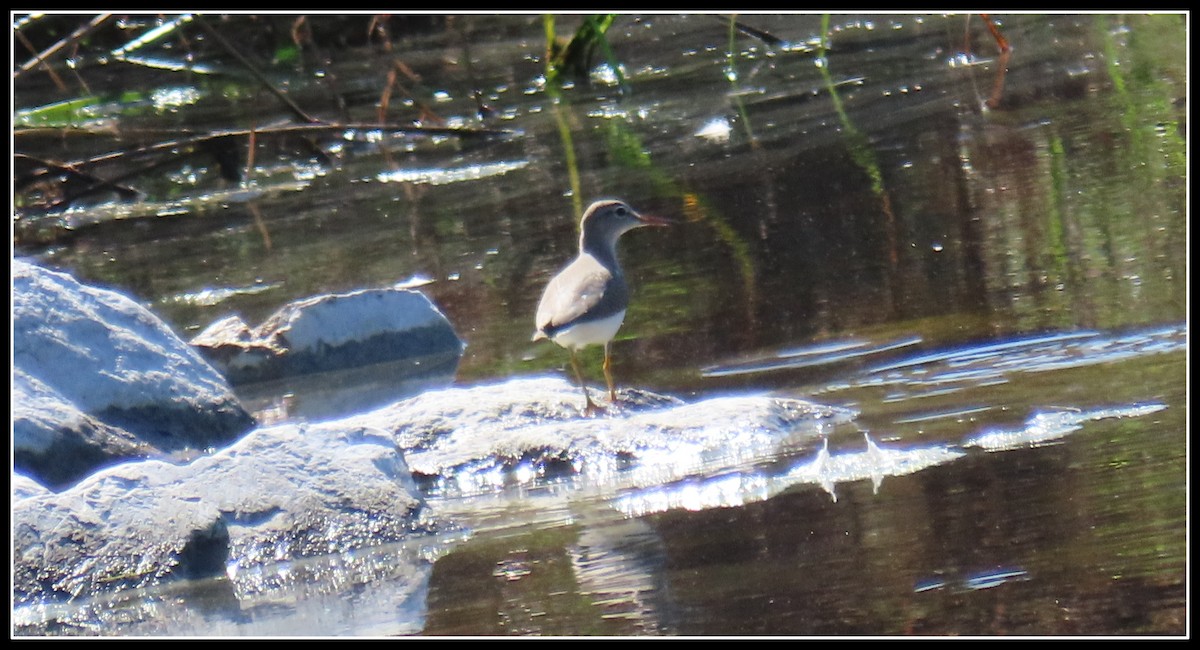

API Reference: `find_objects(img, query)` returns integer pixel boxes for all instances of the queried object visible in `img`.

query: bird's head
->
[579,200,670,251]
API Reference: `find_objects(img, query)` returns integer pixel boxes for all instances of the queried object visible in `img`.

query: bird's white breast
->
[549,309,626,350]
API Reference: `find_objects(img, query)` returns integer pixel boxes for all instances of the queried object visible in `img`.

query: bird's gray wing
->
[534,256,622,337]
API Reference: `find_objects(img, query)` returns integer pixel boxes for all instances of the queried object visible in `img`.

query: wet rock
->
[13,368,158,489]
[343,376,855,494]
[11,259,256,489]
[12,474,50,502]
[13,536,435,637]
[191,286,465,421]
[191,286,464,386]
[11,420,426,607]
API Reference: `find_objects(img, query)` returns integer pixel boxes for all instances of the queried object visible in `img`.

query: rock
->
[15,540,435,636]
[12,474,50,502]
[10,374,852,627]
[11,420,426,607]
[190,286,464,386]
[343,376,855,495]
[13,368,156,489]
[11,259,256,488]
[191,286,465,421]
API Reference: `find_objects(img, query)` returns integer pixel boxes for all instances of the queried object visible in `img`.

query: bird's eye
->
[615,206,627,216]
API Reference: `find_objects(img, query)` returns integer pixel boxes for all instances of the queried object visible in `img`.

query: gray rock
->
[14,540,435,636]
[12,474,50,502]
[11,420,426,607]
[191,286,464,386]
[13,368,158,489]
[11,375,854,631]
[11,259,255,488]
[343,376,855,495]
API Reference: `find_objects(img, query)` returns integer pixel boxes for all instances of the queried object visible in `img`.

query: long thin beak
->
[636,213,673,227]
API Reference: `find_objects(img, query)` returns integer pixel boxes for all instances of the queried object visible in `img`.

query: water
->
[13,13,1187,636]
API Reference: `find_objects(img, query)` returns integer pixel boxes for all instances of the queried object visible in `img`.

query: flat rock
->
[344,375,856,495]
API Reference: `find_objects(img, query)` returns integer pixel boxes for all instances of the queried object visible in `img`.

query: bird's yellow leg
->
[570,349,603,415]
[603,341,617,403]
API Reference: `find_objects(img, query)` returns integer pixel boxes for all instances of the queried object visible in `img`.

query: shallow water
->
[13,13,1187,636]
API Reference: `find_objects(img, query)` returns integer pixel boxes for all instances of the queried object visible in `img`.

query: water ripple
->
[853,323,1185,401]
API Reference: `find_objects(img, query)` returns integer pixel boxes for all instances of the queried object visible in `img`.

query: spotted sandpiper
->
[533,199,670,414]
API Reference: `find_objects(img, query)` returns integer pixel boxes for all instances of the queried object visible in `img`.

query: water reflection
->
[915,567,1031,594]
[964,403,1167,452]
[13,532,446,636]
[614,433,965,515]
[12,13,1186,636]
[376,159,530,185]
[859,324,1187,399]
[701,335,923,377]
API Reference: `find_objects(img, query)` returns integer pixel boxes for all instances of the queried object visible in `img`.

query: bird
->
[533,199,670,414]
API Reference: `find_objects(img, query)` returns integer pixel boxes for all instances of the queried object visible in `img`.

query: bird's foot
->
[583,400,607,417]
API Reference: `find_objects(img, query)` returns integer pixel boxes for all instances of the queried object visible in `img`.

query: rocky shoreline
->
[12,258,852,615]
